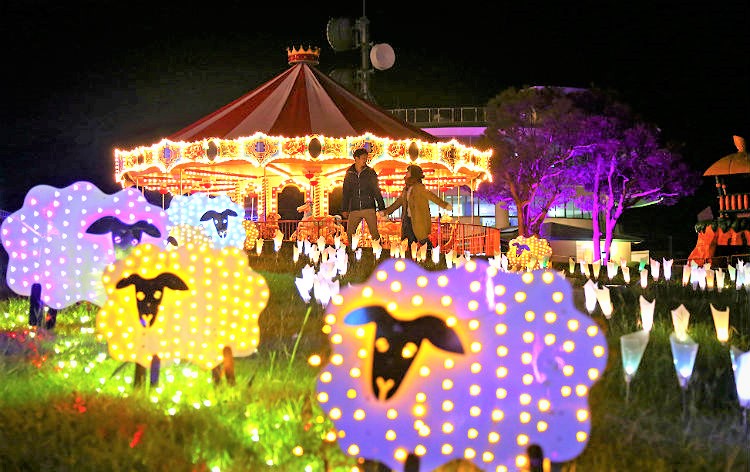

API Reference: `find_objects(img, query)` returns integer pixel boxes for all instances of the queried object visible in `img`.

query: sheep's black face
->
[116,273,189,327]
[86,217,162,258]
[346,306,464,401]
[200,209,237,238]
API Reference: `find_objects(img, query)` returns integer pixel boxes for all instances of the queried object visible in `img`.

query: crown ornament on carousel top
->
[287,45,320,65]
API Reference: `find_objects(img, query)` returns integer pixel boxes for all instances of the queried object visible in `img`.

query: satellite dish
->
[330,68,356,91]
[326,17,355,51]
[370,43,395,70]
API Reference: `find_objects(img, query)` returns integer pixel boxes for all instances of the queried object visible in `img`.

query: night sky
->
[3,1,748,252]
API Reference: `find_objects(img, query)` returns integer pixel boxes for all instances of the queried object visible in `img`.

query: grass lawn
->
[0,244,749,471]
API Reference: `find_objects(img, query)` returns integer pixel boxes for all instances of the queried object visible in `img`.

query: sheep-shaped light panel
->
[166,192,245,249]
[1,181,167,308]
[507,235,552,271]
[96,243,269,370]
[315,258,607,471]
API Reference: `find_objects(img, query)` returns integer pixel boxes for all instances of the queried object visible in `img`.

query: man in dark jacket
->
[342,147,386,246]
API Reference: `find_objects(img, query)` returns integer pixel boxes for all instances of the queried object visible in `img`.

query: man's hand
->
[342,211,349,219]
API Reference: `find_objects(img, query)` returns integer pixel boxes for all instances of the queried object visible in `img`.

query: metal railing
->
[388,106,487,128]
[251,218,503,256]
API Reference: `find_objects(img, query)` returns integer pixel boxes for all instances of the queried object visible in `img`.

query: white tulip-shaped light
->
[372,238,382,259]
[595,285,614,319]
[568,257,576,274]
[639,295,655,332]
[255,237,263,256]
[730,346,750,409]
[671,304,691,341]
[716,268,726,293]
[292,245,300,263]
[710,304,730,344]
[706,269,715,290]
[640,268,648,289]
[682,264,691,287]
[622,266,631,284]
[273,229,283,252]
[351,234,360,251]
[650,258,660,280]
[579,260,590,277]
[728,264,736,282]
[621,330,650,392]
[583,279,598,314]
[431,246,440,264]
[669,332,699,390]
[419,243,428,262]
[606,261,619,280]
[592,260,601,279]
[662,258,673,281]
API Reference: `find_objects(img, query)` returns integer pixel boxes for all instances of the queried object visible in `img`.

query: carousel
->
[113,46,492,246]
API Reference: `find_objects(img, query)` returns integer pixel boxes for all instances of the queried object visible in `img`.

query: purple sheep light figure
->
[315,258,607,471]
[1,182,167,319]
[166,192,245,249]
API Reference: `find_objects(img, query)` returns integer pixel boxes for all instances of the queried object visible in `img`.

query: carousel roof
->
[168,54,437,143]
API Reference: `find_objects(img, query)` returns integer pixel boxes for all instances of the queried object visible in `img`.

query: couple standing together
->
[341,147,452,250]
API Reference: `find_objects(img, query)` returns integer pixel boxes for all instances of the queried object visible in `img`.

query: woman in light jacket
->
[381,165,451,249]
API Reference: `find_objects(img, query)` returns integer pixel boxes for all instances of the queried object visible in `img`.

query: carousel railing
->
[249,218,504,256]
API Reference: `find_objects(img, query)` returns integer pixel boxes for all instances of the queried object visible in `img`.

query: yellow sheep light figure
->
[97,243,268,385]
[507,235,552,271]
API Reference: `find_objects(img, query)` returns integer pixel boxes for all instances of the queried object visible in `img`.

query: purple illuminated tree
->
[574,115,700,261]
[477,87,589,237]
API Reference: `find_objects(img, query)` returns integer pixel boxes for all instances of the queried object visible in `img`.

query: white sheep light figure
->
[97,243,269,385]
[166,192,245,249]
[315,258,607,471]
[1,181,167,309]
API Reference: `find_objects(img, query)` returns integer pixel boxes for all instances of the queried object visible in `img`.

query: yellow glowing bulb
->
[362,287,374,297]
[440,295,452,306]
[522,331,534,343]
[563,365,574,376]
[470,362,482,374]
[353,409,366,421]
[470,342,482,353]
[521,352,532,364]
[588,368,600,381]
[437,275,449,287]
[576,431,588,442]
[347,444,360,456]
[544,333,556,345]
[593,345,606,357]
[561,385,572,397]
[495,323,507,335]
[586,325,599,337]
[514,291,527,302]
[519,412,531,423]
[386,408,398,420]
[563,340,575,352]
[467,428,479,439]
[349,367,361,378]
[524,310,535,322]
[442,379,454,390]
[394,448,408,461]
[292,446,303,456]
[442,422,454,433]
[385,430,396,440]
[519,393,531,405]
[416,276,428,287]
[552,291,564,303]
[469,280,481,292]
[522,374,534,385]
[442,400,454,412]
[469,406,481,416]
[411,294,423,306]
[468,300,479,311]
[496,366,508,378]
[496,303,507,315]
[329,408,342,420]
[576,409,589,422]
[376,270,388,281]
[464,448,477,460]
[441,444,453,455]
[516,434,529,446]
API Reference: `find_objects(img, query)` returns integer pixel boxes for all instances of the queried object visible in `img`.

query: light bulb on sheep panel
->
[97,243,268,371]
[314,258,607,472]
[166,192,246,249]
[0,181,168,309]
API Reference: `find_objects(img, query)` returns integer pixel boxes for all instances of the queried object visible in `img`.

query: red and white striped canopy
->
[168,61,437,143]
